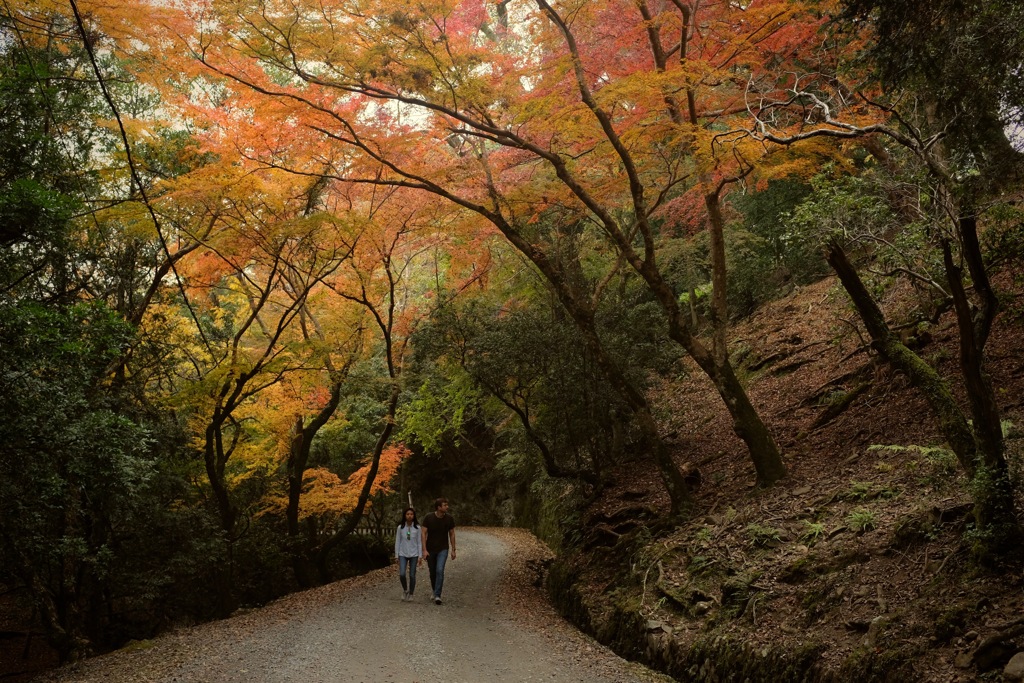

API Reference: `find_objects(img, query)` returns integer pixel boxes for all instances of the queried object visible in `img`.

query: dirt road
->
[36,529,671,683]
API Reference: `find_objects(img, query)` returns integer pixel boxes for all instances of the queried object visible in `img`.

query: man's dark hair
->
[434,497,448,510]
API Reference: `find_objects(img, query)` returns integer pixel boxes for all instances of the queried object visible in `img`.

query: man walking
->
[421,497,456,605]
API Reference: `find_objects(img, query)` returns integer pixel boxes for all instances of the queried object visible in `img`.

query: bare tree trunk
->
[204,415,237,537]
[948,216,1004,465]
[644,0,788,486]
[286,380,343,587]
[707,351,788,485]
[285,416,316,587]
[536,0,784,495]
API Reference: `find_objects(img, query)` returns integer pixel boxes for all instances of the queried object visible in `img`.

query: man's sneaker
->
[402,590,409,601]
[434,596,442,605]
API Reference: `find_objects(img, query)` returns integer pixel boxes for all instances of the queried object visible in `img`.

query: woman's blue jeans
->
[427,548,448,598]
[398,555,417,594]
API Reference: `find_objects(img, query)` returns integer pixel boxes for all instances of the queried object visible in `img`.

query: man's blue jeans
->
[398,555,417,595]
[427,548,448,598]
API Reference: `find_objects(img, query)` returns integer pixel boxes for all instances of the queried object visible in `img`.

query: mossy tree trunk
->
[941,213,1019,550]
[827,243,1019,553]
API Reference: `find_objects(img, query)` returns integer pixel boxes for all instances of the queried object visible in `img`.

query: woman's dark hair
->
[398,507,418,528]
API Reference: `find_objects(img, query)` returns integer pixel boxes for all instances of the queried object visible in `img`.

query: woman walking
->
[394,507,422,602]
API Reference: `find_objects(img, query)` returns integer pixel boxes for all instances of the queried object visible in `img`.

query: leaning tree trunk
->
[639,246,788,486]
[696,186,788,485]
[696,342,788,485]
[827,244,1019,551]
[659,3,788,487]
[530,0,779,503]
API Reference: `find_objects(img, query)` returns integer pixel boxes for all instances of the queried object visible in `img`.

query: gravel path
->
[34,528,672,683]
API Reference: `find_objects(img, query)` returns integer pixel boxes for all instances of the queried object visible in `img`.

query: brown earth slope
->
[560,273,1024,682]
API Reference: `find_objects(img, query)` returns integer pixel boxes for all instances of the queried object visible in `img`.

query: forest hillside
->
[3,0,1024,681]
[544,270,1024,682]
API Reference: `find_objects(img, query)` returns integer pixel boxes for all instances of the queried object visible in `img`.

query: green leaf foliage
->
[0,303,153,654]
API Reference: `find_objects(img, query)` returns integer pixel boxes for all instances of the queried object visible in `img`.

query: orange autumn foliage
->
[95,0,887,503]
[261,444,410,521]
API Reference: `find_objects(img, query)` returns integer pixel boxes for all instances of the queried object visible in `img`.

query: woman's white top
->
[395,524,421,558]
